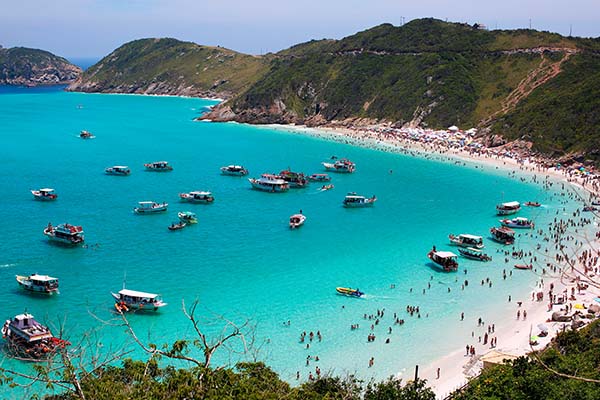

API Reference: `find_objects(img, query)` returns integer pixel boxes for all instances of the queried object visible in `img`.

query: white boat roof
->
[459,234,482,240]
[501,201,520,207]
[514,217,529,221]
[465,247,482,253]
[225,165,244,168]
[435,251,458,258]
[190,191,212,195]
[179,211,196,216]
[139,201,154,205]
[40,188,55,192]
[119,289,159,298]
[14,313,35,321]
[29,274,58,281]
[113,165,129,169]
[345,195,365,199]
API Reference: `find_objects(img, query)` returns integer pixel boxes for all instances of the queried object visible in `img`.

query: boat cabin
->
[6,314,53,342]
[496,201,521,215]
[428,250,459,271]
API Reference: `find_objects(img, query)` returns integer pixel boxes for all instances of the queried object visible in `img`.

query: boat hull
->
[496,208,520,216]
[16,277,59,294]
[111,292,166,311]
[220,169,248,176]
[336,287,364,297]
[249,180,289,192]
[43,230,84,245]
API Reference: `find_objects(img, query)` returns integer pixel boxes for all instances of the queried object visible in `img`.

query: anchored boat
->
[490,226,515,245]
[133,201,168,214]
[105,165,131,176]
[343,193,376,207]
[179,191,215,203]
[448,234,484,249]
[500,217,534,229]
[31,188,57,201]
[278,170,309,188]
[289,213,306,229]
[220,165,249,176]
[322,158,355,173]
[16,274,59,294]
[111,289,167,312]
[79,130,95,139]
[427,249,458,272]
[496,201,521,216]
[144,161,173,171]
[249,174,290,192]
[308,173,331,182]
[1,313,70,360]
[458,247,492,262]
[178,211,198,224]
[336,287,364,297]
[43,223,84,245]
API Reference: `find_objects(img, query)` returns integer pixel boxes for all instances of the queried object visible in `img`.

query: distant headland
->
[0,46,81,86]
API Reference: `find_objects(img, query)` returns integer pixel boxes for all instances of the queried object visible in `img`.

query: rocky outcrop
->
[0,47,81,86]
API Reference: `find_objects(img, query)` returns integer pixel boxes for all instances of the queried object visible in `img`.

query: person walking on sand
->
[436,367,441,379]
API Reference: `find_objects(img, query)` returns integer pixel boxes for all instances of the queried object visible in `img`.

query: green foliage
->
[491,52,600,163]
[0,47,80,83]
[365,378,436,400]
[453,319,600,400]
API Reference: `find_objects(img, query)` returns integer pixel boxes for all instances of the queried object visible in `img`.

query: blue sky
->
[1,0,598,58]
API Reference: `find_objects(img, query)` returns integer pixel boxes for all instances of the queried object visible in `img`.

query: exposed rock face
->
[68,79,232,99]
[0,47,81,86]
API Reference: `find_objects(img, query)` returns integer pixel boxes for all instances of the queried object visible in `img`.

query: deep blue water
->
[0,86,579,397]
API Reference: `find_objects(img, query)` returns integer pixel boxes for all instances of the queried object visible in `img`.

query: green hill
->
[0,47,81,85]
[67,38,269,98]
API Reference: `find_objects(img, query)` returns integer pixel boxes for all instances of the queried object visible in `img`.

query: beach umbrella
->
[574,304,585,310]
[530,335,539,343]
[537,324,548,332]
[594,297,600,303]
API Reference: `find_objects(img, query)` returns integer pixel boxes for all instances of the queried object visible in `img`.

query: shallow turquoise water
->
[0,87,579,396]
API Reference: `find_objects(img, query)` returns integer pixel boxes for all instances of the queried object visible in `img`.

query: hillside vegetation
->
[67,38,269,98]
[0,47,81,85]
[68,19,600,163]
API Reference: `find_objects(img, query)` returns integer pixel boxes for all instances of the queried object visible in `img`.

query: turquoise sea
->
[0,86,580,397]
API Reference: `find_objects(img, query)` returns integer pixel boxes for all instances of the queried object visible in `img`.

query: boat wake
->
[0,263,17,268]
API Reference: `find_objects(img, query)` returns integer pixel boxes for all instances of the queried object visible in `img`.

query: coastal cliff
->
[67,38,269,99]
[0,47,81,86]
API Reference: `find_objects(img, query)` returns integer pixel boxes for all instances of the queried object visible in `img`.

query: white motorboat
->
[448,234,484,249]
[79,130,95,139]
[43,223,84,245]
[500,217,534,229]
[111,289,167,312]
[496,201,521,215]
[31,188,57,201]
[220,165,249,176]
[178,211,198,224]
[16,274,59,294]
[133,201,168,214]
[322,158,355,173]
[289,214,306,229]
[427,249,458,272]
[179,191,215,203]
[342,193,376,207]
[490,226,515,244]
[249,174,290,192]
[105,166,131,176]
[144,161,173,171]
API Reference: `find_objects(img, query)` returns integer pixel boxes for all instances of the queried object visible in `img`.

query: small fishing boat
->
[524,201,541,207]
[448,234,484,249]
[178,211,198,224]
[105,165,131,176]
[133,201,168,214]
[220,165,249,176]
[427,249,459,272]
[179,191,215,203]
[79,130,95,139]
[111,289,167,311]
[343,193,376,207]
[514,264,533,270]
[490,226,515,245]
[308,173,331,182]
[289,214,306,229]
[1,313,70,360]
[16,274,59,294]
[278,170,309,188]
[458,247,492,262]
[496,201,521,215]
[168,221,186,231]
[43,223,84,245]
[249,174,290,192]
[31,188,57,201]
[500,217,534,229]
[319,184,334,191]
[322,158,355,173]
[336,287,364,297]
[144,161,173,171]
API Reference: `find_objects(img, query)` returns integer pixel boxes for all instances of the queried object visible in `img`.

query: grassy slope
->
[78,38,268,95]
[0,47,79,81]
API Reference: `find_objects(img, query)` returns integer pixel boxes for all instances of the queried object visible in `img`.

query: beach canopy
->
[574,304,585,310]
[480,350,518,369]
[537,323,549,332]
